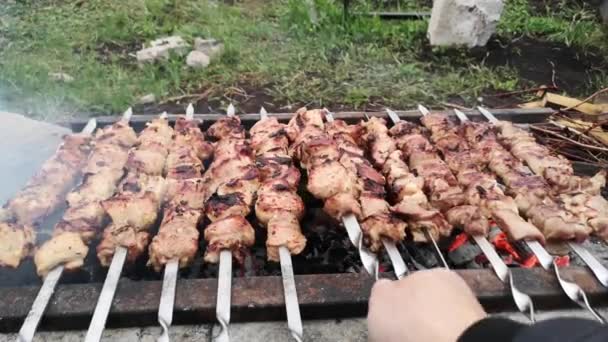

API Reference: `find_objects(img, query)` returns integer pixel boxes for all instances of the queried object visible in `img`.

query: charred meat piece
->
[148,207,202,272]
[0,222,35,268]
[6,133,92,225]
[207,116,246,140]
[360,214,407,252]
[307,160,358,200]
[360,117,397,167]
[204,215,255,263]
[255,180,305,224]
[266,212,307,261]
[34,232,88,277]
[97,224,151,266]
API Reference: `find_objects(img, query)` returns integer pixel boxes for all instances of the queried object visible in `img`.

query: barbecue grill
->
[2,107,608,336]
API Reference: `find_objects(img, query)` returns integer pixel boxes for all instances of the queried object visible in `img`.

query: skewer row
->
[2,106,608,341]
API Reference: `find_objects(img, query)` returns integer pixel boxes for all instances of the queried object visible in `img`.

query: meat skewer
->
[15,117,100,342]
[1,121,95,228]
[478,107,608,289]
[286,107,383,278]
[452,108,606,323]
[153,104,214,342]
[387,108,536,321]
[323,110,407,278]
[417,107,552,268]
[1,119,96,270]
[253,107,304,341]
[85,112,173,342]
[205,104,258,342]
[358,115,450,268]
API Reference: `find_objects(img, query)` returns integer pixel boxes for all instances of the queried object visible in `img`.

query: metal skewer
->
[478,106,608,287]
[85,111,167,342]
[259,107,303,342]
[157,104,196,342]
[16,116,104,342]
[385,108,450,269]
[414,105,535,321]
[323,110,386,279]
[214,103,237,342]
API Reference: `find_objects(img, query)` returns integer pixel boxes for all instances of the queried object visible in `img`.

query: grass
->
[0,0,606,119]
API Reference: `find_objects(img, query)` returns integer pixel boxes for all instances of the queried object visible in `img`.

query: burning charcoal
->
[448,241,482,267]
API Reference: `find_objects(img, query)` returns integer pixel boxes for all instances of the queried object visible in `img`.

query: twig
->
[159,88,213,105]
[493,86,557,98]
[559,87,608,112]
[529,125,608,152]
[439,102,470,110]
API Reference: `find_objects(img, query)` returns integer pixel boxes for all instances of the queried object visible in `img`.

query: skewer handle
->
[17,266,64,342]
[279,246,304,342]
[342,214,379,279]
[525,241,553,270]
[382,239,408,279]
[85,246,128,342]
[569,242,608,287]
[216,250,233,342]
[553,261,606,323]
[157,259,179,342]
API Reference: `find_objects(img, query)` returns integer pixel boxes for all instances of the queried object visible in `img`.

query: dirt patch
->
[134,83,391,115]
[477,37,607,95]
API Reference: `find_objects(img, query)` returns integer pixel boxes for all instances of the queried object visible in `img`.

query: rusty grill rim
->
[2,107,607,333]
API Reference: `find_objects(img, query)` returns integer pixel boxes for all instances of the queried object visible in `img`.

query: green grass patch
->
[0,0,606,119]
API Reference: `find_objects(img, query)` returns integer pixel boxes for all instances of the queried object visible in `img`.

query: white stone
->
[136,36,189,63]
[193,37,224,59]
[137,93,156,104]
[186,50,211,68]
[428,0,504,47]
[48,72,74,83]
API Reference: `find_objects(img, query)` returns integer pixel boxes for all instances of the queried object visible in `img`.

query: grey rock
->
[136,36,189,63]
[186,50,211,69]
[193,37,224,59]
[48,72,75,83]
[428,0,504,47]
[601,0,608,25]
[138,93,156,104]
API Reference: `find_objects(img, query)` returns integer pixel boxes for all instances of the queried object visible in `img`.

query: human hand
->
[367,269,486,342]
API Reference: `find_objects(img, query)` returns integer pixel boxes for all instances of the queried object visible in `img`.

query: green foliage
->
[499,0,608,53]
[0,0,606,119]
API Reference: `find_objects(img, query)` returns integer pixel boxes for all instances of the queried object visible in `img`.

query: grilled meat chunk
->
[34,232,88,277]
[360,214,407,252]
[207,116,246,140]
[266,212,307,261]
[204,215,255,263]
[307,161,357,200]
[97,224,151,266]
[255,180,304,225]
[0,222,35,268]
[6,133,92,225]
[94,120,138,149]
[148,207,202,271]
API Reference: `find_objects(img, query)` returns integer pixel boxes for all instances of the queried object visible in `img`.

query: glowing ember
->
[448,233,469,252]
[555,255,570,267]
[491,232,521,260]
